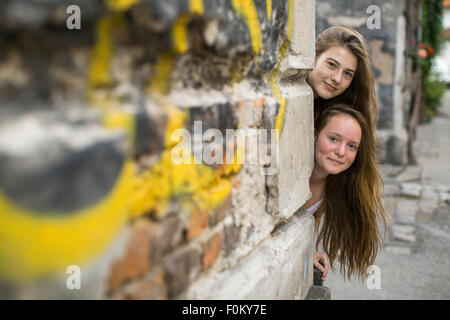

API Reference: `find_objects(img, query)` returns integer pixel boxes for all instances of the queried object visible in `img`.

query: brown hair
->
[314,26,378,140]
[314,104,388,281]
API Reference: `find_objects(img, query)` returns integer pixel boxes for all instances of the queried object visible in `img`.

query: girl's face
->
[315,113,361,176]
[307,46,358,99]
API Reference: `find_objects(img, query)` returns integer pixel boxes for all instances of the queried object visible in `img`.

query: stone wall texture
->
[0,0,316,299]
[316,0,422,165]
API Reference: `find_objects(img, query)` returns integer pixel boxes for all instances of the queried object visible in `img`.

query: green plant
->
[419,0,445,122]
[423,71,446,121]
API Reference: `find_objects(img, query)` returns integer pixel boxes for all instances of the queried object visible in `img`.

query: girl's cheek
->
[317,140,332,153]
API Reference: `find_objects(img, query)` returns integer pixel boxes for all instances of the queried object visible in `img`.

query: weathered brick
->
[187,205,209,241]
[162,245,201,298]
[151,214,184,261]
[202,231,224,270]
[110,265,168,300]
[107,220,153,293]
[107,213,185,293]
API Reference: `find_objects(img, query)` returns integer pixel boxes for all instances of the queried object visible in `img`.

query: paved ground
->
[323,90,450,299]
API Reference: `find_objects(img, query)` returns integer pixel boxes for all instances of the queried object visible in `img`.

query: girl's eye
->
[329,136,337,142]
[348,144,358,150]
[344,72,354,79]
[327,62,336,68]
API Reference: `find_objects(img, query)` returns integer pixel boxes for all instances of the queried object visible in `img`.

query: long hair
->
[314,26,378,141]
[314,104,388,281]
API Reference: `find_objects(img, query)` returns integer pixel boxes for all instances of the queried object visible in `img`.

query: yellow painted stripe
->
[106,0,140,11]
[266,0,272,21]
[147,52,176,95]
[269,37,291,140]
[287,0,293,41]
[268,0,294,140]
[88,16,114,90]
[189,0,204,15]
[172,13,189,54]
[231,0,263,53]
[0,161,135,281]
[274,97,286,140]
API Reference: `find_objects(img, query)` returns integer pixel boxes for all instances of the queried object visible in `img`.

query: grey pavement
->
[323,90,450,299]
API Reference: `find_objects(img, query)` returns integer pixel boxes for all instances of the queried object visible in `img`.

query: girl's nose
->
[331,70,342,84]
[335,143,346,157]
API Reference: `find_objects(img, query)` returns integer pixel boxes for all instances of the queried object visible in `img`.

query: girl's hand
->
[313,251,329,281]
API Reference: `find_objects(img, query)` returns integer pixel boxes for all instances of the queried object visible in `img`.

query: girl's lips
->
[324,82,337,91]
[328,158,343,165]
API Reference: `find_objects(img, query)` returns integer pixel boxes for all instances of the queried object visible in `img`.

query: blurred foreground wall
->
[316,0,423,165]
[0,0,315,299]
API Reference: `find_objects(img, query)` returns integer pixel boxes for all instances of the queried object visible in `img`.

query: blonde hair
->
[314,104,388,281]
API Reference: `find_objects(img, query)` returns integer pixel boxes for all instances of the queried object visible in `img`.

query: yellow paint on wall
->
[0,161,135,281]
[148,53,176,95]
[88,14,135,142]
[189,0,204,15]
[269,37,291,140]
[102,110,136,147]
[0,10,139,281]
[131,150,237,219]
[106,0,140,11]
[87,14,127,111]
[269,70,282,102]
[266,0,272,21]
[274,97,286,140]
[231,0,263,53]
[130,102,240,219]
[287,0,293,41]
[172,14,189,54]
[163,104,188,147]
[88,16,114,90]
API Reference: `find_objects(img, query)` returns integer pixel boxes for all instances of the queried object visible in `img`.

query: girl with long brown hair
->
[306,26,385,281]
[306,104,387,281]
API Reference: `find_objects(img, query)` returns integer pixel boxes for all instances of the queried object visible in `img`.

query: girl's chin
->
[325,167,344,175]
[319,88,338,100]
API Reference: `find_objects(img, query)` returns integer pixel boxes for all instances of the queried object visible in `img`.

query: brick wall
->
[0,0,315,299]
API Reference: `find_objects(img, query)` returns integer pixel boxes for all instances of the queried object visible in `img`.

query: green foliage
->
[422,0,444,55]
[420,0,445,122]
[423,71,446,122]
